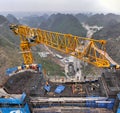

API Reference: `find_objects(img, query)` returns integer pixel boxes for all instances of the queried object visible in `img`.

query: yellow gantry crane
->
[9,24,119,69]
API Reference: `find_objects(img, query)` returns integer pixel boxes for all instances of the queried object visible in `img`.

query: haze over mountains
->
[0,12,120,75]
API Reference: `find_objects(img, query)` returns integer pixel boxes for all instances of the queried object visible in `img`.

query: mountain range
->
[76,13,120,27]
[0,15,22,75]
[40,13,87,36]
[0,13,120,76]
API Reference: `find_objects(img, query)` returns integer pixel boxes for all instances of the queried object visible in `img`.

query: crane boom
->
[9,24,119,68]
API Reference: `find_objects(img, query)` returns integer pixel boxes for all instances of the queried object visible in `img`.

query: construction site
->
[0,24,120,113]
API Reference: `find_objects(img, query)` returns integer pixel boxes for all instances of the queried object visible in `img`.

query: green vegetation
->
[75,13,89,23]
[92,20,120,64]
[0,15,22,76]
[82,65,98,76]
[93,22,120,40]
[85,13,120,27]
[35,54,65,76]
[6,14,19,24]
[40,13,87,37]
[19,15,46,27]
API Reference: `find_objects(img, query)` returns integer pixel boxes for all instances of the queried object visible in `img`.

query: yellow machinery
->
[9,24,119,69]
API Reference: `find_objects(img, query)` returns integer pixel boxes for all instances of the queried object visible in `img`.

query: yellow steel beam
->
[10,24,118,68]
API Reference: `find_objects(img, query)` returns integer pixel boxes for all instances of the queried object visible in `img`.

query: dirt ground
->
[4,71,46,95]
[3,71,106,97]
[0,75,9,87]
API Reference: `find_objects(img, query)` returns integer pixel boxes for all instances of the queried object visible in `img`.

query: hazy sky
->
[0,0,120,14]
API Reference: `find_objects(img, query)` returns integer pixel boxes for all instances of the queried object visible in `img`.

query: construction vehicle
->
[9,24,119,70]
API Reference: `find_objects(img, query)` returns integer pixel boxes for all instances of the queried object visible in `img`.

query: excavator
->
[9,24,120,72]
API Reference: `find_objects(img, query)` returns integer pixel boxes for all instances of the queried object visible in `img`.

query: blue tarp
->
[117,108,120,113]
[38,64,42,68]
[117,93,120,100]
[44,85,51,92]
[0,103,30,113]
[6,67,18,75]
[0,92,26,104]
[117,103,120,113]
[54,85,65,94]
[6,64,42,75]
